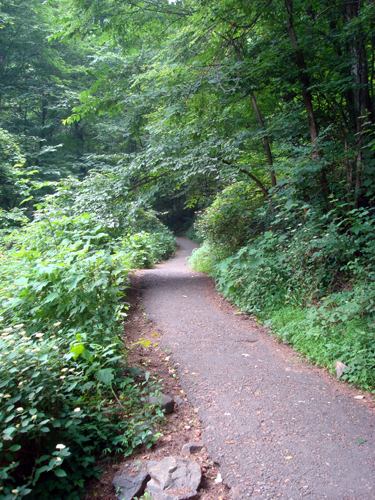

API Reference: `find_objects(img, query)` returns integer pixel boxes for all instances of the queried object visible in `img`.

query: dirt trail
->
[141,237,375,499]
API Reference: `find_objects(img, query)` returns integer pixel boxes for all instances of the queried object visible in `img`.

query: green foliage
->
[0,203,174,498]
[269,304,375,390]
[191,186,375,389]
[0,128,28,210]
[2,0,375,492]
[194,182,265,251]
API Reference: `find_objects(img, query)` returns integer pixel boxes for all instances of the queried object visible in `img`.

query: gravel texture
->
[142,237,375,499]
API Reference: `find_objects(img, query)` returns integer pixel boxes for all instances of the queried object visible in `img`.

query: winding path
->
[142,238,375,499]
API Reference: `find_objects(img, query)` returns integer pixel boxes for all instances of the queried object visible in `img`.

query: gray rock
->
[334,360,348,379]
[149,394,175,414]
[145,456,201,500]
[174,397,186,406]
[147,461,158,471]
[113,470,150,500]
[181,442,204,455]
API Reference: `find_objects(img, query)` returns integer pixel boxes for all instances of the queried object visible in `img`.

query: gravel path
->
[142,237,375,499]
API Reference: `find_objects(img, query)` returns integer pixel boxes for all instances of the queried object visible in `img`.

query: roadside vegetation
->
[0,175,175,499]
[190,182,375,390]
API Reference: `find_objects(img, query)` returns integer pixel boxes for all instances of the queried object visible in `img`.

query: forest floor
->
[86,238,375,500]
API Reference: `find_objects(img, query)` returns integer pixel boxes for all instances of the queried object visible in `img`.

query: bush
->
[194,181,264,251]
[0,210,173,499]
[193,186,375,389]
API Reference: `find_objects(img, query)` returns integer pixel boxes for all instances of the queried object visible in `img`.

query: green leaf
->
[70,344,86,359]
[54,468,67,477]
[15,277,28,285]
[44,292,59,303]
[9,445,21,452]
[96,368,114,386]
[355,438,367,445]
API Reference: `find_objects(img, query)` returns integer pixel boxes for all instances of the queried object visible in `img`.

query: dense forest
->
[1,0,375,498]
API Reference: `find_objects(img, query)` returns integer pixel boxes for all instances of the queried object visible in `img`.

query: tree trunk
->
[345,2,375,135]
[343,2,375,206]
[284,0,330,209]
[250,92,277,187]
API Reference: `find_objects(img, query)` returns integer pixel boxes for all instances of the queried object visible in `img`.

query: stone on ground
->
[181,442,204,455]
[145,456,201,500]
[113,470,149,500]
[334,360,348,379]
[149,393,175,414]
[174,396,185,406]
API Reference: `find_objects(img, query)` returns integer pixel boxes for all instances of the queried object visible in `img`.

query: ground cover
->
[189,184,375,391]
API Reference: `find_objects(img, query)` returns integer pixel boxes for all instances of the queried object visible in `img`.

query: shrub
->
[194,181,264,251]
[193,187,375,389]
[0,210,173,499]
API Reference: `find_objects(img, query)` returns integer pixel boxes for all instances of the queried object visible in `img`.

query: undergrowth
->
[0,184,175,499]
[190,183,375,391]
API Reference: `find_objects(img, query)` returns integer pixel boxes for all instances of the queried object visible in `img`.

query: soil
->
[85,238,375,500]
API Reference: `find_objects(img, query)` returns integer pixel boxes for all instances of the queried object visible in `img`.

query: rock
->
[334,360,348,379]
[146,461,158,471]
[145,456,201,500]
[113,470,150,500]
[181,442,204,455]
[149,394,175,414]
[174,397,185,406]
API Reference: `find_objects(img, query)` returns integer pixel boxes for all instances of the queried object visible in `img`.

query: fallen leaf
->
[355,438,367,445]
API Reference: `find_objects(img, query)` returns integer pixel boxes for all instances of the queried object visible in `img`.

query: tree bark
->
[250,92,277,187]
[284,0,330,210]
[345,2,375,134]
